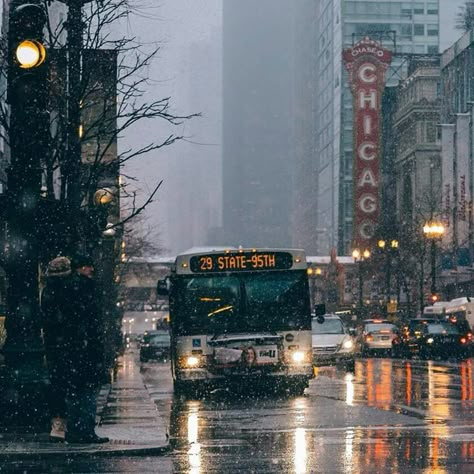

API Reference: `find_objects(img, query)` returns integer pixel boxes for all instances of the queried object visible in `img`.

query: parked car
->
[311,314,358,371]
[394,321,468,360]
[139,330,171,362]
[359,319,399,356]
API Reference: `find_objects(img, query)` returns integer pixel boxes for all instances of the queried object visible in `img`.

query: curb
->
[0,441,171,460]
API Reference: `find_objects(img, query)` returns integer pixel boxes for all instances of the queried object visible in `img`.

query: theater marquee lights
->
[343,37,392,248]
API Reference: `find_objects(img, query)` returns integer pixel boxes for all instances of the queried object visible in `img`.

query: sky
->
[439,0,466,51]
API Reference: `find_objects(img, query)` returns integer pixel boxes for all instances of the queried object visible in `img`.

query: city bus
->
[158,248,314,395]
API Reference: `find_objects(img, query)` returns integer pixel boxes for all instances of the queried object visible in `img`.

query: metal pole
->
[431,239,437,294]
[358,260,363,316]
[66,1,83,232]
[1,0,49,426]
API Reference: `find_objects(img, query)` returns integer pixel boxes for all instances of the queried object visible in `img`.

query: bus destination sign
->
[190,252,294,273]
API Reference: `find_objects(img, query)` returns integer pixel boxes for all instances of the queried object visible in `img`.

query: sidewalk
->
[0,351,170,458]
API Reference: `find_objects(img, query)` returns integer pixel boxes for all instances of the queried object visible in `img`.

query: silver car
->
[359,320,398,355]
[312,315,357,371]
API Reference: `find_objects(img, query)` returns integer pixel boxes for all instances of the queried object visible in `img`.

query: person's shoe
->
[66,434,109,444]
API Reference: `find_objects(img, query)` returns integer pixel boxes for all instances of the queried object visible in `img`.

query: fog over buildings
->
[121,0,466,258]
[0,1,465,257]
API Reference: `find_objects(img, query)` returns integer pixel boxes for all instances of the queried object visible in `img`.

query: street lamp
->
[377,239,399,316]
[352,248,371,318]
[423,222,445,298]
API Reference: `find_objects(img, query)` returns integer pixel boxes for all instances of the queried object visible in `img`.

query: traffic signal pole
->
[65,0,83,223]
[0,1,50,426]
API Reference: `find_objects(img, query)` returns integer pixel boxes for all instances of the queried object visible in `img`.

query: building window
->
[426,122,437,143]
[427,3,438,15]
[428,45,439,54]
[414,24,425,36]
[427,25,439,36]
[413,3,424,14]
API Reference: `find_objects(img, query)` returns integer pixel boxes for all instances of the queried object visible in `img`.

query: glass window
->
[312,318,345,334]
[426,323,459,335]
[401,24,412,36]
[427,3,438,14]
[172,272,311,334]
[427,24,439,36]
[413,3,424,14]
[428,45,439,54]
[414,24,425,36]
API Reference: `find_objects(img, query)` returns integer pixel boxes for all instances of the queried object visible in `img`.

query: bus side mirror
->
[157,277,170,296]
[314,303,326,317]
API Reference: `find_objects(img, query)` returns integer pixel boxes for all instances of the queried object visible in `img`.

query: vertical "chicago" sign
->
[343,37,392,249]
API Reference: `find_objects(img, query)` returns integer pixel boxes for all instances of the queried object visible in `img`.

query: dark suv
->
[139,330,171,362]
[393,320,468,359]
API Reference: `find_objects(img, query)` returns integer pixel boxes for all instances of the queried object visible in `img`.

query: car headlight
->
[292,351,305,363]
[427,338,434,344]
[342,339,353,350]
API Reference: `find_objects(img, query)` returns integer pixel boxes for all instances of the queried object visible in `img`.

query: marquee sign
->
[343,37,392,248]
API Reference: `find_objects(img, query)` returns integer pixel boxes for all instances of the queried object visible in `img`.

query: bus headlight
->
[186,356,200,367]
[292,351,305,363]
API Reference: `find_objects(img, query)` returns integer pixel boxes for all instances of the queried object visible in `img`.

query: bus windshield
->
[171,270,310,335]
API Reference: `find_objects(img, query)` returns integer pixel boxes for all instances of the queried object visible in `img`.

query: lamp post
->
[423,222,445,298]
[352,248,371,319]
[377,239,399,316]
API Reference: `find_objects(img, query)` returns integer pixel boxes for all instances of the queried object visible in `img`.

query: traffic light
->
[7,2,48,175]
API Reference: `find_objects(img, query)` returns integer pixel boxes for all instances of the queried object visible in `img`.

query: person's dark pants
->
[66,385,98,438]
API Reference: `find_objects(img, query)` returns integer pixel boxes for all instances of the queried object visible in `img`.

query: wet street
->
[3,353,474,473]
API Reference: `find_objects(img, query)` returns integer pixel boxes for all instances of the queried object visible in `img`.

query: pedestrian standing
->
[63,254,109,444]
[41,256,73,442]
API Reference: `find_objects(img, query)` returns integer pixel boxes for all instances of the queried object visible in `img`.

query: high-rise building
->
[221,0,295,248]
[294,0,440,255]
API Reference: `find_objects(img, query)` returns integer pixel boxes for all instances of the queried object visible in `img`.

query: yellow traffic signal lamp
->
[16,39,46,69]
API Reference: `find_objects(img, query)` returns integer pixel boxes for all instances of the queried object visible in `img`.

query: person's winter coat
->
[41,273,73,390]
[64,271,105,388]
[42,266,105,389]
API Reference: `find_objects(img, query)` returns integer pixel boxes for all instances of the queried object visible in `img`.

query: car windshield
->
[312,318,345,334]
[143,333,170,346]
[172,271,311,335]
[426,323,460,335]
[365,323,396,333]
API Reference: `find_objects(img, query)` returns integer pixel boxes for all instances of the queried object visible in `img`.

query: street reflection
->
[343,429,354,473]
[165,359,474,472]
[293,427,307,473]
[187,402,201,474]
[345,373,354,406]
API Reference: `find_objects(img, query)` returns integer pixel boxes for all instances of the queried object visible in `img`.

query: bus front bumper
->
[176,364,314,382]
